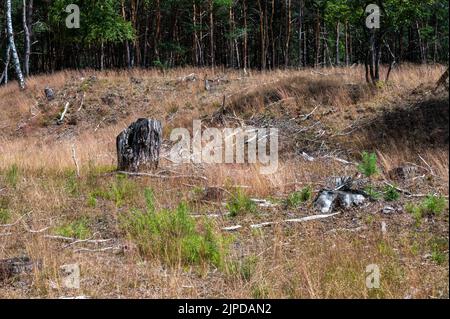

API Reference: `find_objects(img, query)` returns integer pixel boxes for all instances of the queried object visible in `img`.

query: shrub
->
[421,194,447,216]
[54,217,92,239]
[108,174,137,207]
[364,186,382,200]
[120,189,230,268]
[405,203,423,227]
[226,188,257,217]
[429,237,448,265]
[357,151,379,178]
[405,194,448,225]
[384,185,400,202]
[285,186,312,208]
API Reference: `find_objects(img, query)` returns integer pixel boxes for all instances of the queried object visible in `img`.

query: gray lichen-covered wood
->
[0,256,35,281]
[116,118,162,172]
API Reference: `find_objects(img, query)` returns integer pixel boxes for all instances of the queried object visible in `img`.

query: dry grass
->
[0,65,448,299]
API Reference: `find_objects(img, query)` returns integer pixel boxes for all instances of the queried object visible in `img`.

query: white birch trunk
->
[6,0,26,89]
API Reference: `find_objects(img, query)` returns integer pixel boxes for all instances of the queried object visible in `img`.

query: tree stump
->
[0,256,35,282]
[116,118,162,172]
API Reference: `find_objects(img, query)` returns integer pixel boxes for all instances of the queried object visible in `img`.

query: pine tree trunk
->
[243,0,248,70]
[209,0,215,72]
[23,0,32,77]
[335,22,340,66]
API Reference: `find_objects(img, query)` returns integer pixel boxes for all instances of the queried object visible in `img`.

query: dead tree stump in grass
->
[116,118,162,172]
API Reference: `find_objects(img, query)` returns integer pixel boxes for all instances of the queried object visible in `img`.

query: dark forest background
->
[0,0,449,79]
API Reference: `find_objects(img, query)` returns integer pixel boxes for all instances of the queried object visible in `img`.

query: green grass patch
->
[226,188,257,217]
[406,194,448,226]
[89,174,137,207]
[120,189,230,268]
[0,208,11,224]
[285,186,312,208]
[54,217,92,239]
[5,164,19,188]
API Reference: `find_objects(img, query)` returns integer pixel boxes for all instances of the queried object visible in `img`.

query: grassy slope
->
[0,65,448,298]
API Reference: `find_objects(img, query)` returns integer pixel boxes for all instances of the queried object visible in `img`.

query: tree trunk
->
[209,0,215,72]
[6,0,25,89]
[284,0,292,68]
[344,20,349,66]
[117,119,163,172]
[0,45,11,84]
[298,0,303,68]
[335,21,340,66]
[243,0,248,71]
[23,0,33,77]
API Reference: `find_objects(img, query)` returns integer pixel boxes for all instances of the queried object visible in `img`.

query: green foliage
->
[364,186,382,200]
[54,217,92,239]
[428,237,448,265]
[49,0,134,45]
[120,189,230,268]
[0,209,11,224]
[405,202,423,226]
[421,194,447,216]
[251,283,269,299]
[285,186,312,208]
[383,185,400,202]
[239,255,258,281]
[87,193,97,208]
[5,164,19,188]
[89,174,137,207]
[357,152,379,178]
[406,194,448,225]
[226,188,257,217]
[65,170,79,196]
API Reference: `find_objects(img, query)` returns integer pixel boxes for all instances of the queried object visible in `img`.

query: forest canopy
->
[0,0,448,79]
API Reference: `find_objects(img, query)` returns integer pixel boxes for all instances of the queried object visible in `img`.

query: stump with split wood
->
[116,118,162,172]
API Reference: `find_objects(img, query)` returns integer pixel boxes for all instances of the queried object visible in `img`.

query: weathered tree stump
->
[0,256,35,282]
[116,118,162,172]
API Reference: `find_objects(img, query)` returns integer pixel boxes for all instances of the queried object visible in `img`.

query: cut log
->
[116,118,162,172]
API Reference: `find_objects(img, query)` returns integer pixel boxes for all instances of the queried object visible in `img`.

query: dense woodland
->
[0,0,449,87]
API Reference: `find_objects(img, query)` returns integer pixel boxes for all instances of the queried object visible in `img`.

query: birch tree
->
[5,0,25,89]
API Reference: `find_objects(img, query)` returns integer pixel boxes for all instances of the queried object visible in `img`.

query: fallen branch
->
[44,235,74,241]
[77,92,85,112]
[301,106,319,120]
[63,238,113,248]
[73,246,121,253]
[0,232,12,237]
[24,225,51,233]
[117,171,208,181]
[418,154,435,176]
[178,73,198,83]
[0,212,30,228]
[284,212,341,223]
[222,225,242,231]
[224,212,341,231]
[321,155,356,166]
[382,181,448,198]
[57,102,70,125]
